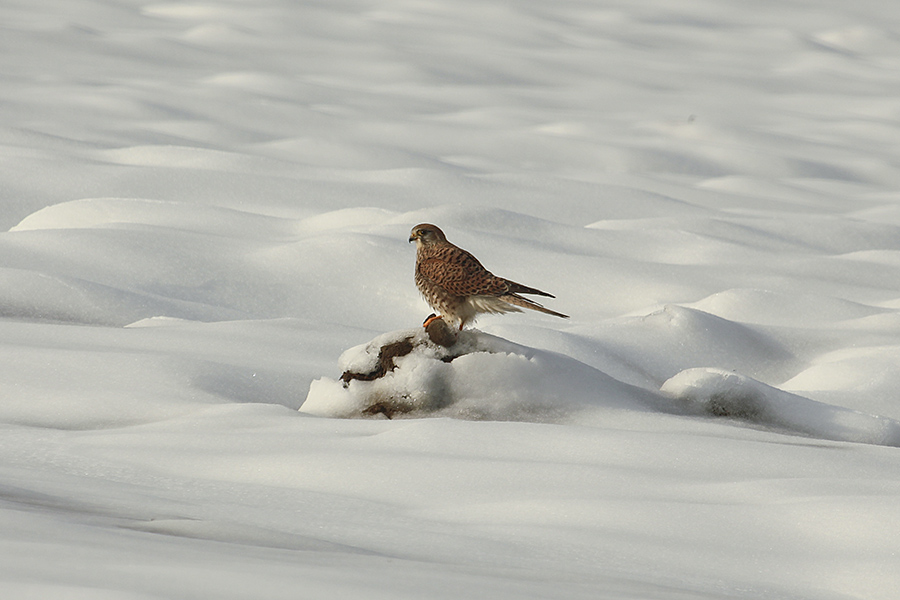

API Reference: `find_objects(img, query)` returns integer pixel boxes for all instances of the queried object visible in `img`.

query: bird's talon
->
[422,314,443,328]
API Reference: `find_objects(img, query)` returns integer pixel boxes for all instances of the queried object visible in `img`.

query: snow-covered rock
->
[662,368,900,447]
[303,326,658,422]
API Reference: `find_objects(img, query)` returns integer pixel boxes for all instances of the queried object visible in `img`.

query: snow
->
[2,0,900,598]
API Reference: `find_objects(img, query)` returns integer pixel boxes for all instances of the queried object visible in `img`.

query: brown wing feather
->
[499,293,569,319]
[502,279,555,298]
[418,245,508,297]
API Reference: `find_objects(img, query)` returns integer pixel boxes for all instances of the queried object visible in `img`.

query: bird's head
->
[409,223,447,246]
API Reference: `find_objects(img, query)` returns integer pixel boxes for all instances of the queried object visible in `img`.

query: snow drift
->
[663,368,900,448]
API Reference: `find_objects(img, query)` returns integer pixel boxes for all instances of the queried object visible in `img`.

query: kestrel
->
[409,223,568,330]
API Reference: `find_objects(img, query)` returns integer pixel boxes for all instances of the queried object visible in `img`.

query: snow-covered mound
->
[306,326,900,449]
[663,368,900,448]
[302,327,658,422]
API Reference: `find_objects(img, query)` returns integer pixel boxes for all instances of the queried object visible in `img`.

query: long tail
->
[499,293,569,319]
[504,279,555,298]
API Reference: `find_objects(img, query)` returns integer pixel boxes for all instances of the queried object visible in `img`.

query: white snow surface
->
[2,0,900,598]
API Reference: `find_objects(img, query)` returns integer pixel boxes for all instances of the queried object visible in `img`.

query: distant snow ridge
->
[303,328,900,448]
